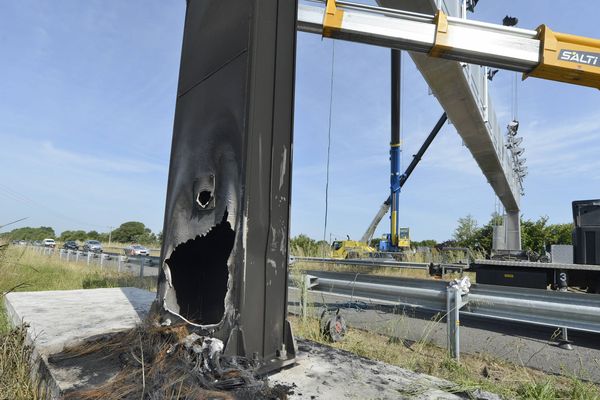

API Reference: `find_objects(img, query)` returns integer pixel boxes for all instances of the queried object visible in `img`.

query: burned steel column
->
[155,0,297,372]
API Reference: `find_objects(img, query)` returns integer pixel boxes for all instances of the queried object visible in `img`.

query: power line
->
[0,183,108,230]
[323,40,336,247]
[0,217,28,230]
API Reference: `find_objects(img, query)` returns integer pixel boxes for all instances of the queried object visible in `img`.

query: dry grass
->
[0,244,156,399]
[290,315,600,400]
[0,324,39,400]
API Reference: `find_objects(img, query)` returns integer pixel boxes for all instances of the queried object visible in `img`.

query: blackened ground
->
[165,211,234,325]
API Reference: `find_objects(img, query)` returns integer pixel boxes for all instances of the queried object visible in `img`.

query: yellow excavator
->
[331,238,375,259]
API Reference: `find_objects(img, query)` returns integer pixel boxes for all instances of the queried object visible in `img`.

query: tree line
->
[5,214,573,254]
[290,214,573,256]
[1,221,163,246]
[449,214,572,254]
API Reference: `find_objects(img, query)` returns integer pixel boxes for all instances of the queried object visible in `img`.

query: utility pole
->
[108,226,113,246]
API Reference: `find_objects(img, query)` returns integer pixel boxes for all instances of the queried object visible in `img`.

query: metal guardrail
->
[302,271,600,335]
[293,270,600,359]
[290,256,430,270]
[27,245,159,279]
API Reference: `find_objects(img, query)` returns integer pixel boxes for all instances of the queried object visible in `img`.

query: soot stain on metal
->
[165,210,234,326]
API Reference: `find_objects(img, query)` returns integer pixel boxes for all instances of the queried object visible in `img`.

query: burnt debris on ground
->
[49,318,294,400]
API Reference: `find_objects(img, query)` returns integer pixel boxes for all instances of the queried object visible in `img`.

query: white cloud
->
[39,140,165,174]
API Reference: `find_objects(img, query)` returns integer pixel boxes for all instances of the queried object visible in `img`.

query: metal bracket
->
[430,10,450,58]
[323,0,344,38]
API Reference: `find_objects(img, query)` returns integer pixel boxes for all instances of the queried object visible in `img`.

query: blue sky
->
[1,1,599,242]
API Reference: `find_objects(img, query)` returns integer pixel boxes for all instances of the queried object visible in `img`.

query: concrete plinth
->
[5,288,499,399]
[5,287,155,398]
[5,287,155,356]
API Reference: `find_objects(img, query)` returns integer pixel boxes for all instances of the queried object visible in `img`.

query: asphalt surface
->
[289,287,600,383]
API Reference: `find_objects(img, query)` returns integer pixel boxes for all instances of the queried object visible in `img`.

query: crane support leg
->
[390,49,401,247]
[361,113,447,245]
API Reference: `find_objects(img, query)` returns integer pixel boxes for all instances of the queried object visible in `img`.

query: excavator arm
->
[299,0,600,89]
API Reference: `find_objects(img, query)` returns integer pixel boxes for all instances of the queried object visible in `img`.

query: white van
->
[42,238,56,248]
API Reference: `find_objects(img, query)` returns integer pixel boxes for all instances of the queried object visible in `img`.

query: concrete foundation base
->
[5,288,499,399]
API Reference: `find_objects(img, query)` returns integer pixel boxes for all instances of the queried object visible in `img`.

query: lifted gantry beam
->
[298,0,600,89]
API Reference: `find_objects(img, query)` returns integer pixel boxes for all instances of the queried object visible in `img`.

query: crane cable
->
[323,40,335,251]
[512,71,519,121]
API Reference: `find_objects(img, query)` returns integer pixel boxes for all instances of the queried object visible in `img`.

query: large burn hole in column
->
[165,210,234,325]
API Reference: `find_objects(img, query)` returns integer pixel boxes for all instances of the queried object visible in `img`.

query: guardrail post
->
[139,257,145,278]
[447,278,470,361]
[559,327,573,350]
[76,251,80,263]
[117,255,122,273]
[557,276,573,350]
[301,274,311,321]
[447,287,460,360]
[100,253,104,269]
[87,252,91,266]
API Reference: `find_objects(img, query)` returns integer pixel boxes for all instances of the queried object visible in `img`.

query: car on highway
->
[63,241,79,251]
[124,244,150,257]
[83,240,103,253]
[42,238,56,248]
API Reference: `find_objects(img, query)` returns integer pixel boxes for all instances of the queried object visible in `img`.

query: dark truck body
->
[472,200,600,293]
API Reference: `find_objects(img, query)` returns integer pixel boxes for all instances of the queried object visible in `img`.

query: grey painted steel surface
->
[304,270,600,334]
[297,0,524,248]
[157,0,297,372]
